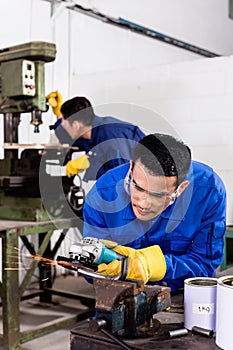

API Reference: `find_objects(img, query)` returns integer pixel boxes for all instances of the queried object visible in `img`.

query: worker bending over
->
[46,91,145,181]
[82,133,226,291]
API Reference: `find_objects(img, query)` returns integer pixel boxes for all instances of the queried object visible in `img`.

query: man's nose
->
[136,193,152,207]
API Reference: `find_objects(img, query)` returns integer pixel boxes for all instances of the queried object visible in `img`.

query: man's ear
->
[177,180,189,197]
[129,160,136,177]
[129,160,133,172]
[72,120,80,131]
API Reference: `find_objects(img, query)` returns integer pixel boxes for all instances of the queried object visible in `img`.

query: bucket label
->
[192,303,214,315]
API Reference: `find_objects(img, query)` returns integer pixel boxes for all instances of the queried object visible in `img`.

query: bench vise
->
[90,278,171,338]
[57,237,171,339]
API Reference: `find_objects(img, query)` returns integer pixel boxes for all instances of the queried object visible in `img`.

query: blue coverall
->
[83,161,226,291]
[51,115,145,181]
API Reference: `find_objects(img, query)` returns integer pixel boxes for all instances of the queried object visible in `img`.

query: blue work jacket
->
[83,162,226,291]
[51,115,145,181]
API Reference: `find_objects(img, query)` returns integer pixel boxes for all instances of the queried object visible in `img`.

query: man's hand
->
[66,154,90,177]
[46,90,63,117]
[97,242,166,283]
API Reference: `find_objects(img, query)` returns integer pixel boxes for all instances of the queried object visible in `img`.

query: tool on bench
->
[57,237,171,346]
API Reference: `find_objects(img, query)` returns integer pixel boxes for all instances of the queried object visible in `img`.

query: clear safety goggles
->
[124,170,182,205]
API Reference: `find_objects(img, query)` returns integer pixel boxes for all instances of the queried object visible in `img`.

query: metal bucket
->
[184,277,217,331]
[216,275,233,349]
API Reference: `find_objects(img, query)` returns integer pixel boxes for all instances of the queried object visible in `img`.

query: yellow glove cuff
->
[140,245,166,281]
[114,245,166,282]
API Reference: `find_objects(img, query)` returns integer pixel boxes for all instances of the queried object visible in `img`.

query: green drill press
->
[0,41,56,132]
[0,41,84,221]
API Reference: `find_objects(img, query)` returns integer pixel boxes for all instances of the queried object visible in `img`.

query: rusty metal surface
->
[93,279,143,312]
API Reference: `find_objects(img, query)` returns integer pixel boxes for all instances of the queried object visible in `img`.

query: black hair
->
[60,96,95,126]
[132,133,191,185]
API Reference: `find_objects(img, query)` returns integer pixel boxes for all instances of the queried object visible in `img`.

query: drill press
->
[0,41,84,221]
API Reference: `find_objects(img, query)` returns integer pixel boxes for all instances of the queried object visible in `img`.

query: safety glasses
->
[124,170,182,205]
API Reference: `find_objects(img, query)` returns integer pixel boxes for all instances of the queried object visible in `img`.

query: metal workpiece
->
[167,328,188,338]
[192,326,214,338]
[75,266,127,281]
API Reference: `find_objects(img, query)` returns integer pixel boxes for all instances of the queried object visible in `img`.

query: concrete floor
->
[0,267,232,350]
[0,273,96,350]
[21,328,72,350]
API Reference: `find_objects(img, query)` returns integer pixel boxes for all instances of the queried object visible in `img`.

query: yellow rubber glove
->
[46,90,63,117]
[97,242,166,283]
[66,154,90,177]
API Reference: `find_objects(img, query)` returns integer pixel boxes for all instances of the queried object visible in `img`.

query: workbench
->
[71,291,220,350]
[0,218,94,350]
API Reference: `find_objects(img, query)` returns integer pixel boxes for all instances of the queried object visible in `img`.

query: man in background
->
[46,91,145,181]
